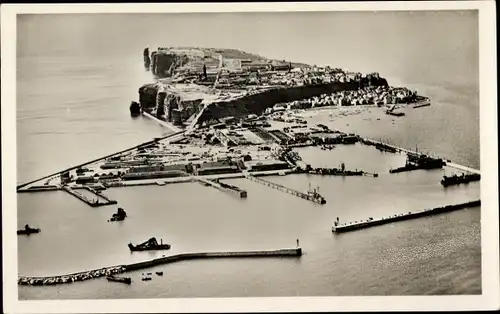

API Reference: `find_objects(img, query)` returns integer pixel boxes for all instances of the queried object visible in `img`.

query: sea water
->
[16,12,481,299]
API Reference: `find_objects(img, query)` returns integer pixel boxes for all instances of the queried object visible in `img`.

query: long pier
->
[360,137,480,174]
[61,186,117,207]
[193,177,247,198]
[245,175,326,204]
[332,200,480,233]
[446,162,481,175]
[18,247,302,286]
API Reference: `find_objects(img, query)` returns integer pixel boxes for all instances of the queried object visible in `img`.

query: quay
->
[193,177,248,198]
[245,174,326,204]
[61,185,117,207]
[18,247,302,286]
[332,200,480,233]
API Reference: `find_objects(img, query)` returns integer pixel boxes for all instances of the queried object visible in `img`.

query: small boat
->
[142,277,152,281]
[128,237,171,252]
[17,225,41,235]
[109,208,127,222]
[156,271,164,276]
[106,276,131,284]
[386,110,405,117]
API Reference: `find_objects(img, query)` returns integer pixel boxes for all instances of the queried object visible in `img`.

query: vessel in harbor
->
[441,173,481,187]
[106,276,132,284]
[128,237,171,252]
[412,97,431,108]
[17,224,41,235]
[306,184,326,204]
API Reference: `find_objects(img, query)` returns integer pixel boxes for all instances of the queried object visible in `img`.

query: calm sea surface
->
[16,12,481,299]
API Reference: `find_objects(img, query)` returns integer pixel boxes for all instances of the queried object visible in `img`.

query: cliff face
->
[138,77,389,125]
[197,81,364,124]
[139,83,159,109]
[150,52,184,77]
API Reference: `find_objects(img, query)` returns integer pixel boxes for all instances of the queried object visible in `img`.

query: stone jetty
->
[18,248,302,286]
[332,200,481,233]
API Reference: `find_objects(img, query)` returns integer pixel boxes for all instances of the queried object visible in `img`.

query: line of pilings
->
[245,175,326,204]
[18,248,302,286]
[16,131,186,191]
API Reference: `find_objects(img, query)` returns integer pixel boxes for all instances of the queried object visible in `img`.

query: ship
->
[385,104,405,117]
[17,224,41,235]
[109,207,127,222]
[413,97,431,108]
[441,173,481,187]
[385,110,405,117]
[306,184,327,204]
[407,152,445,169]
[128,237,171,252]
[106,276,132,284]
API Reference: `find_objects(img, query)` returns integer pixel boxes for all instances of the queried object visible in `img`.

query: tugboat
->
[106,275,132,284]
[17,224,41,235]
[109,208,127,222]
[128,237,171,252]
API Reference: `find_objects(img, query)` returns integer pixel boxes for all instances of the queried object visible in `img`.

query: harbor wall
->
[16,131,186,190]
[124,248,302,272]
[333,200,480,233]
[18,248,302,286]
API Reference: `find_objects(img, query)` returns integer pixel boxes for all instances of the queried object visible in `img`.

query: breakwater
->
[332,200,480,233]
[18,248,302,286]
[16,131,186,191]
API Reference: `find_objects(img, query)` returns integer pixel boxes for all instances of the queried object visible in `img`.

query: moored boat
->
[109,207,127,222]
[106,276,132,284]
[17,224,41,235]
[128,237,171,251]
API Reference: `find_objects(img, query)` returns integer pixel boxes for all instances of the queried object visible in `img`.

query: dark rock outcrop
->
[130,101,142,116]
[143,48,150,70]
[139,83,159,110]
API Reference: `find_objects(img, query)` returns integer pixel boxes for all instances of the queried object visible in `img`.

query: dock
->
[332,200,480,233]
[193,177,248,198]
[360,137,480,175]
[245,174,326,204]
[61,185,117,207]
[18,247,302,286]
